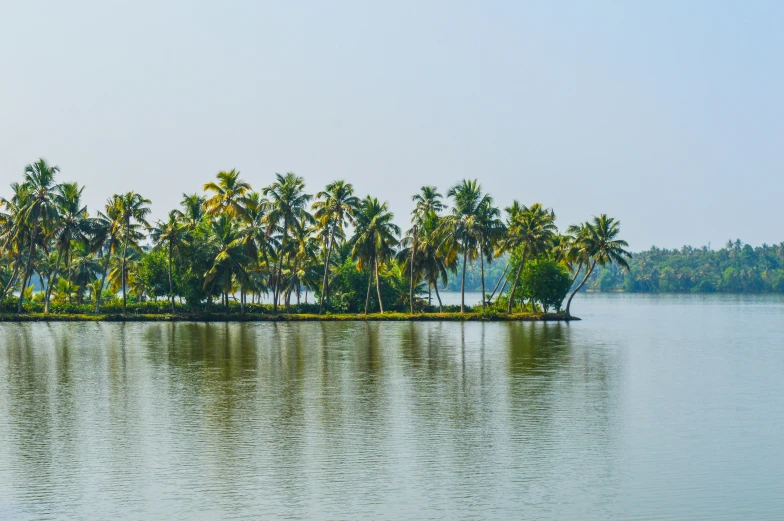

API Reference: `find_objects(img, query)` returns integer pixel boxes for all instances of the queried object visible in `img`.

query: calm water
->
[1,294,783,520]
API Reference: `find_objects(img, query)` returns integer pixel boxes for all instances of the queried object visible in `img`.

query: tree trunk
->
[409,225,417,314]
[460,248,467,313]
[319,228,334,314]
[364,266,373,314]
[65,249,73,304]
[121,222,129,313]
[506,253,526,314]
[375,257,384,314]
[273,228,287,314]
[1,261,20,303]
[240,285,245,314]
[95,249,111,313]
[434,283,443,313]
[480,244,486,311]
[565,260,595,318]
[168,241,175,313]
[44,248,64,313]
[487,261,510,304]
[18,210,40,313]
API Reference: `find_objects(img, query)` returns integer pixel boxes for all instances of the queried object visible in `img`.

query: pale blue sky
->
[1,1,782,249]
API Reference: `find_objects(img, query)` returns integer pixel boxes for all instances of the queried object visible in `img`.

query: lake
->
[1,294,783,520]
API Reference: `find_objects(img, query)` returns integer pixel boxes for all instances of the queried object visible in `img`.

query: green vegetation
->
[583,240,784,293]
[0,157,633,320]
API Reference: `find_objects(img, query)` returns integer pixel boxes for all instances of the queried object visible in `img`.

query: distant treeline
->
[583,240,784,293]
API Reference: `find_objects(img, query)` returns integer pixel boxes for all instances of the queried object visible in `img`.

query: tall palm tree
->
[437,179,493,313]
[93,196,125,312]
[203,170,252,220]
[502,203,557,313]
[17,159,60,312]
[180,193,206,228]
[115,192,151,312]
[150,210,189,313]
[564,214,631,318]
[350,197,400,314]
[401,186,445,313]
[312,180,359,313]
[0,183,31,302]
[262,173,313,313]
[203,214,251,312]
[44,182,92,312]
[474,198,503,310]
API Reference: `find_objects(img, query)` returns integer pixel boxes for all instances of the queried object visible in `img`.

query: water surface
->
[1,294,782,520]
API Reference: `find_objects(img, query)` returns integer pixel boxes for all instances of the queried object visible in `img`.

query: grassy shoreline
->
[0,312,578,323]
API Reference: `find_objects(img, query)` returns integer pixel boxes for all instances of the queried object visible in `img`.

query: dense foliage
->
[0,158,631,316]
[585,241,784,293]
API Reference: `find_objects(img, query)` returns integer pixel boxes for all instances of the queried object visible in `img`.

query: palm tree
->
[350,197,400,314]
[502,203,557,313]
[115,192,151,312]
[17,159,60,312]
[44,182,92,312]
[398,207,454,312]
[203,215,251,312]
[312,180,359,313]
[564,214,631,318]
[401,186,445,313]
[180,193,206,228]
[150,210,189,313]
[0,183,31,302]
[93,196,125,312]
[437,179,493,313]
[262,173,313,313]
[474,198,503,310]
[203,170,252,220]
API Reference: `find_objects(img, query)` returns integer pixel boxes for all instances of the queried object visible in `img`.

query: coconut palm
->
[0,183,31,302]
[180,193,206,228]
[400,186,446,313]
[43,182,92,311]
[203,170,252,220]
[564,214,631,317]
[93,197,125,312]
[503,203,557,313]
[203,214,251,312]
[150,210,189,312]
[437,179,494,313]
[17,159,60,312]
[312,180,359,313]
[350,197,400,314]
[114,192,151,312]
[262,173,313,313]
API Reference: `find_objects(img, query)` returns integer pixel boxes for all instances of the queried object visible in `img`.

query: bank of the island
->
[0,311,578,322]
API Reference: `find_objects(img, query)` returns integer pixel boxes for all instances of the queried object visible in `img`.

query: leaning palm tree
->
[312,180,359,313]
[564,214,631,318]
[262,173,313,313]
[437,179,493,313]
[203,170,252,220]
[350,197,400,314]
[114,192,151,312]
[17,159,60,312]
[149,210,189,313]
[502,203,557,313]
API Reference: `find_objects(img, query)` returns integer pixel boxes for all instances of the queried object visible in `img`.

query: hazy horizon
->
[2,1,782,250]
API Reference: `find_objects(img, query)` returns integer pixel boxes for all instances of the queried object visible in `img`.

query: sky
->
[1,0,782,251]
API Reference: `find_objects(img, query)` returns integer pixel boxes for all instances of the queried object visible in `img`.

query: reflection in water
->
[2,294,784,520]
